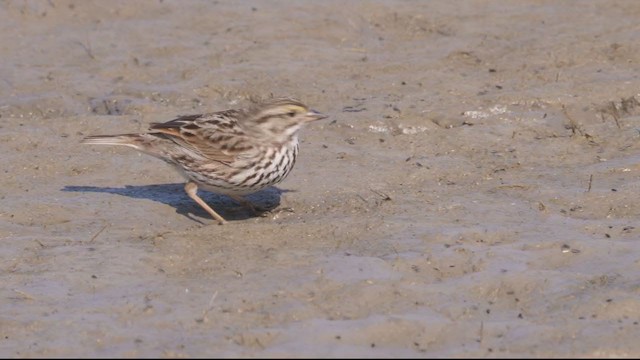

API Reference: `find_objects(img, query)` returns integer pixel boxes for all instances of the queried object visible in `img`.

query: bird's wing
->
[149,111,253,164]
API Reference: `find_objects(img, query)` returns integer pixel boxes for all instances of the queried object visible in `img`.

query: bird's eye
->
[287,111,296,117]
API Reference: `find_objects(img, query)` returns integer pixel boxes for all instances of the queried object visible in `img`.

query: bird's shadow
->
[62,183,292,223]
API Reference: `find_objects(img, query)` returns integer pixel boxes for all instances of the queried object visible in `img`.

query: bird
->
[82,98,327,224]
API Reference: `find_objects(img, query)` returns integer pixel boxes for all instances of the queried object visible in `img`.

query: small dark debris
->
[488,68,496,73]
[495,85,503,89]
[605,233,611,238]
[611,188,617,192]
[342,106,366,113]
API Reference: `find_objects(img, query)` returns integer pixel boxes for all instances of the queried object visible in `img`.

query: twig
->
[196,291,218,323]
[561,104,580,136]
[587,174,593,193]
[89,225,108,243]
[74,40,95,60]
[370,188,392,201]
[609,101,621,129]
[13,289,35,300]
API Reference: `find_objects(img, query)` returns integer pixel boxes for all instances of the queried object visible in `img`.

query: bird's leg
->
[184,182,227,225]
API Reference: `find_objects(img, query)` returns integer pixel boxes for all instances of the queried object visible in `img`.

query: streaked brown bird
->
[82,98,327,224]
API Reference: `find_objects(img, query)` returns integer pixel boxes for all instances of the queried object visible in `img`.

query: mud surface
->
[2,0,640,357]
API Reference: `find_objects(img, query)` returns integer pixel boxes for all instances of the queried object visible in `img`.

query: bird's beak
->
[306,109,328,121]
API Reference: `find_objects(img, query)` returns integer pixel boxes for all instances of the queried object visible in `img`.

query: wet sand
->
[2,0,640,357]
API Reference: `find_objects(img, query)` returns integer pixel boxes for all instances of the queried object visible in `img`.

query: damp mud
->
[2,0,640,357]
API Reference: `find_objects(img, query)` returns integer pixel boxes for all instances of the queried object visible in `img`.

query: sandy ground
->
[2,0,640,357]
